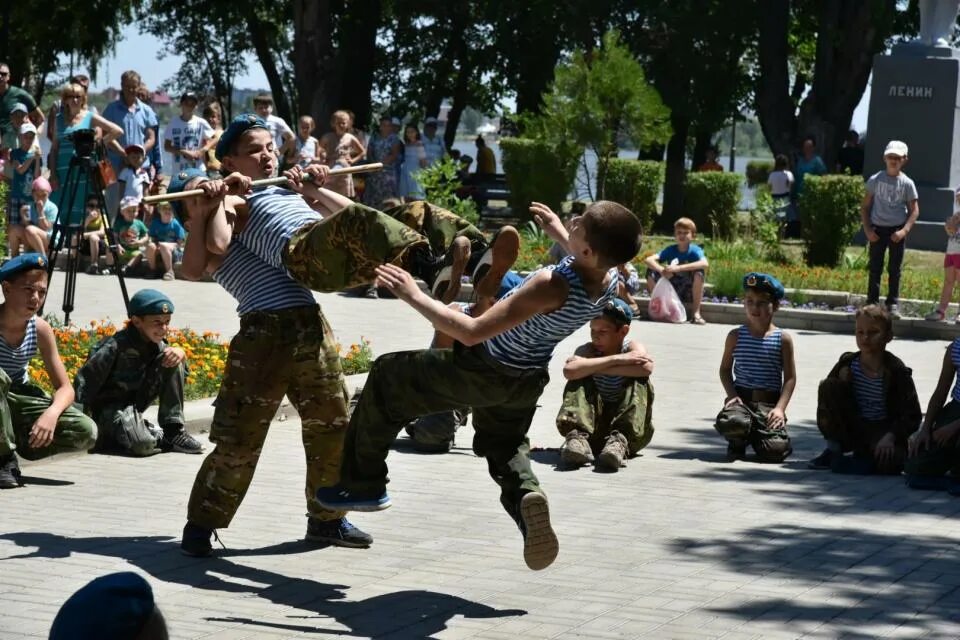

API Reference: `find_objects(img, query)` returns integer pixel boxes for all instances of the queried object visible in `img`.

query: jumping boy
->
[316,199,643,571]
[810,304,920,474]
[645,217,708,325]
[715,272,796,463]
[74,289,202,457]
[0,254,97,488]
[556,298,655,471]
[861,140,919,316]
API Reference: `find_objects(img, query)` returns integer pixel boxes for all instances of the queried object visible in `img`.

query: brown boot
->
[560,429,594,467]
[597,431,628,471]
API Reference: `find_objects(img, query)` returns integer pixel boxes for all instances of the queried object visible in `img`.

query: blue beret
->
[215,112,268,161]
[743,272,785,300]
[0,253,47,281]
[602,298,634,325]
[166,168,207,220]
[128,289,175,316]
[49,572,156,640]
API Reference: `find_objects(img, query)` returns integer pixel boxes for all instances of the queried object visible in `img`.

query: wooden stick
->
[142,163,384,204]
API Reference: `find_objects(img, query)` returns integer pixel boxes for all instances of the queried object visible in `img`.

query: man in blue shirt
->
[101,70,157,214]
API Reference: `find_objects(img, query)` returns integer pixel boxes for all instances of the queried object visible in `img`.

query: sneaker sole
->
[172,446,204,454]
[316,494,393,512]
[520,492,558,571]
[560,450,593,467]
[304,533,372,549]
[474,228,520,300]
[180,546,212,558]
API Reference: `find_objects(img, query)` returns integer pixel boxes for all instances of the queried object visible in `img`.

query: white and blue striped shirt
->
[485,257,619,369]
[594,338,631,402]
[732,325,783,392]
[237,186,321,273]
[0,316,37,383]
[214,243,316,315]
[851,356,886,420]
[951,339,960,403]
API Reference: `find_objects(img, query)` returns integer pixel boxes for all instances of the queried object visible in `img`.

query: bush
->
[604,159,664,233]
[415,157,479,225]
[798,175,865,267]
[500,137,579,220]
[684,172,742,239]
[745,160,774,188]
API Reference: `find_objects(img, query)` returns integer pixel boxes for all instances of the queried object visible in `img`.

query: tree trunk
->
[691,130,714,171]
[337,0,382,131]
[755,0,796,159]
[662,115,690,224]
[292,0,341,135]
[444,59,472,151]
[509,5,562,114]
[246,12,294,125]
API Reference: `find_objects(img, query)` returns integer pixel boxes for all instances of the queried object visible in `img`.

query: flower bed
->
[28,321,374,400]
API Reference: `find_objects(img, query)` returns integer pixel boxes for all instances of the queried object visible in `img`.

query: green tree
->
[525,30,671,200]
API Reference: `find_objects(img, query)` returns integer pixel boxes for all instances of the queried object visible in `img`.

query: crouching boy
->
[556,298,654,471]
[715,272,795,462]
[75,289,202,456]
[811,305,920,474]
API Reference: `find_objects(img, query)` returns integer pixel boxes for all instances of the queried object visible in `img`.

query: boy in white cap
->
[860,140,919,316]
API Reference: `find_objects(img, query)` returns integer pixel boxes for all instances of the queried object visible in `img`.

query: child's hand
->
[890,228,907,243]
[303,163,330,187]
[723,395,742,408]
[222,172,252,196]
[874,431,896,464]
[909,424,932,456]
[161,346,186,368]
[766,407,786,429]
[865,228,880,243]
[932,422,960,447]
[530,202,564,237]
[283,165,309,192]
[374,263,422,301]
[28,412,57,449]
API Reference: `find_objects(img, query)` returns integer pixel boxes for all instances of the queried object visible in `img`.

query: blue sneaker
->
[316,485,392,512]
[306,516,373,548]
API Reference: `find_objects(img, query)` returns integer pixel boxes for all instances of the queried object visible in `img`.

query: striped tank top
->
[237,186,322,273]
[594,338,631,402]
[851,356,886,420]
[951,339,960,403]
[213,242,316,315]
[485,256,619,369]
[0,316,38,383]
[732,325,783,392]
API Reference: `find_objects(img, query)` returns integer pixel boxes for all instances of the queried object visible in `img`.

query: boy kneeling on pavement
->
[557,298,655,471]
[75,289,203,456]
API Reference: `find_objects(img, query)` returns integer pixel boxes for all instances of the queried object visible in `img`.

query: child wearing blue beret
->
[714,272,796,463]
[0,254,98,489]
[74,289,201,457]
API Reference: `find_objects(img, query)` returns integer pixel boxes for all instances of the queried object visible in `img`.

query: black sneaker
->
[807,448,835,470]
[161,430,204,454]
[181,522,215,557]
[0,453,20,489]
[726,441,747,462]
[305,516,373,548]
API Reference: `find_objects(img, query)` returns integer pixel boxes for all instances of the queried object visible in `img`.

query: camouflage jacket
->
[74,327,165,411]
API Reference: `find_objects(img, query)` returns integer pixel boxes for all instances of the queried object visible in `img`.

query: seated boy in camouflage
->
[556,298,655,471]
[75,289,202,456]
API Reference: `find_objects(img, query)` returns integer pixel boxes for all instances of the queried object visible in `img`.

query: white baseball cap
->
[18,122,37,135]
[884,140,909,157]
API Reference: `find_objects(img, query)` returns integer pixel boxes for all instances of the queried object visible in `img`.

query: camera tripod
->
[40,144,130,325]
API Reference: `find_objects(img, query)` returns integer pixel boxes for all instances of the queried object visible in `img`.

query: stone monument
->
[864,0,960,249]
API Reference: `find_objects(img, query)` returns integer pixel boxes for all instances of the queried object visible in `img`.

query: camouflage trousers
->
[341,343,549,524]
[555,377,655,456]
[0,371,97,460]
[92,361,186,457]
[905,401,960,477]
[284,202,428,292]
[383,201,488,260]
[714,388,792,462]
[817,377,905,474]
[187,305,350,528]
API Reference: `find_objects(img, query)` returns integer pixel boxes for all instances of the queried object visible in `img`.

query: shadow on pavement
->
[671,524,960,638]
[0,532,525,639]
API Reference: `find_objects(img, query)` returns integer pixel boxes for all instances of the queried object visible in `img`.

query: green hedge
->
[604,159,663,233]
[500,138,578,219]
[798,174,865,267]
[684,172,742,239]
[745,160,774,188]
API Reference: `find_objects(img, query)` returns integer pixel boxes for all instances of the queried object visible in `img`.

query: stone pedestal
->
[864,47,960,249]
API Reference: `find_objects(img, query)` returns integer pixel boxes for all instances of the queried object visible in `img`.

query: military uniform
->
[556,376,654,456]
[74,326,185,457]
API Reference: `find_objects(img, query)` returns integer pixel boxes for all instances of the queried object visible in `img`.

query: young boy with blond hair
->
[644,217,709,324]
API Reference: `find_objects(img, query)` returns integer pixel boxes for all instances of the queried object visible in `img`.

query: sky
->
[83,25,871,131]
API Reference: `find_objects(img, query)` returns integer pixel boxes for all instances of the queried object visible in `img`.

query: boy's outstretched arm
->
[375,263,566,346]
[530,202,570,255]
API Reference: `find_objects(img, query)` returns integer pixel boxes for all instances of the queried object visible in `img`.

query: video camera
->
[65,128,97,158]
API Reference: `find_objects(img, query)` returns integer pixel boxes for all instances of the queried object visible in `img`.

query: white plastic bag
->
[648,274,688,323]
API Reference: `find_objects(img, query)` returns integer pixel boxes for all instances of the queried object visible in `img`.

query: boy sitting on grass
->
[644,217,708,324]
[811,304,920,474]
[556,298,655,471]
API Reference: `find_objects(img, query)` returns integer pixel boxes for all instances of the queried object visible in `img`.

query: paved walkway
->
[3,274,960,639]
